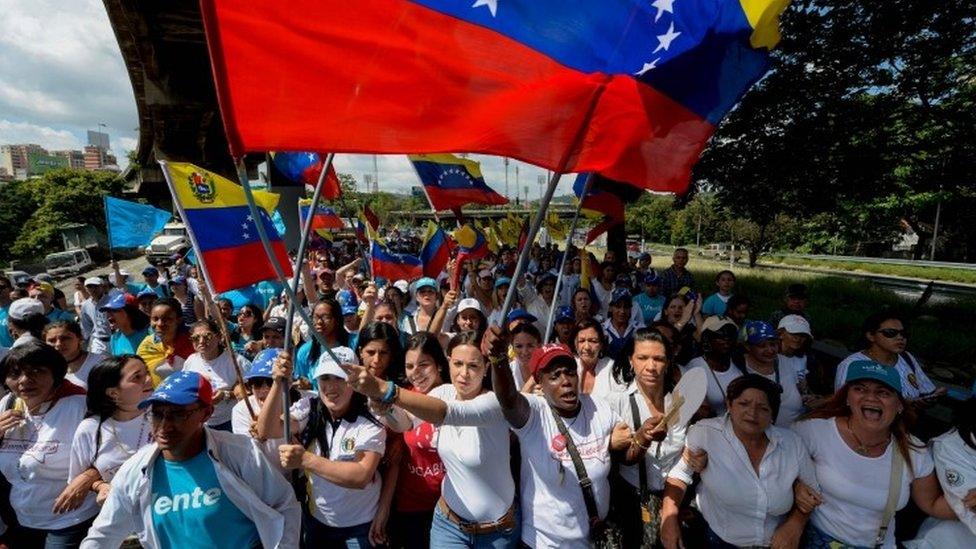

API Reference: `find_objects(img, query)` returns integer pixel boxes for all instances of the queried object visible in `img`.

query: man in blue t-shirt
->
[633,271,666,324]
[82,371,300,548]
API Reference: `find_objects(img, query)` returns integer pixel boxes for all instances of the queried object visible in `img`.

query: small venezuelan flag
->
[160,161,291,293]
[298,199,345,230]
[370,241,422,281]
[409,154,508,211]
[420,221,452,279]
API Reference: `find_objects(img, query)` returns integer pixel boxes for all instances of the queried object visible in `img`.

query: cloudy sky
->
[0,0,571,198]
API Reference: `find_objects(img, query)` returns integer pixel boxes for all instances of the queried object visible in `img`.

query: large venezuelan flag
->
[200,0,789,194]
[161,161,292,293]
[409,154,508,211]
[419,221,452,278]
[370,241,423,281]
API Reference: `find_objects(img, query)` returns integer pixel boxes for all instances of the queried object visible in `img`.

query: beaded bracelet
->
[380,380,397,404]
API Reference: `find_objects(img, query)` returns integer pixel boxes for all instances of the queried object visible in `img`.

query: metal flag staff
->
[542,172,594,343]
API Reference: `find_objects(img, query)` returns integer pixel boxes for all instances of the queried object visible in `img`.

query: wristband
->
[380,380,397,404]
[632,432,650,450]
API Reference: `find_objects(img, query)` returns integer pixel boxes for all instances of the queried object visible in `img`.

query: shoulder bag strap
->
[900,351,918,374]
[629,393,648,500]
[875,444,905,547]
[548,405,600,524]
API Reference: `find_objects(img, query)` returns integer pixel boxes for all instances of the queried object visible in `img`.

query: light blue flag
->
[104,196,172,249]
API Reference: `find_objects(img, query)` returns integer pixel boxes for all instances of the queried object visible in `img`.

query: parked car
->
[699,243,742,261]
[44,248,93,279]
[2,270,32,289]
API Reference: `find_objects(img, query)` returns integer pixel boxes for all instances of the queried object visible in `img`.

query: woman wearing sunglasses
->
[834,312,946,402]
[182,319,250,431]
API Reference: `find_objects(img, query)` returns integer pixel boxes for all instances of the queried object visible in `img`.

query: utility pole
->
[930,189,942,261]
[504,158,510,199]
[372,155,379,193]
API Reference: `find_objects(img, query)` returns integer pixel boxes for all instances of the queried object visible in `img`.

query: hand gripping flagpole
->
[543,172,594,343]
[234,159,344,369]
[498,79,610,326]
[282,152,335,442]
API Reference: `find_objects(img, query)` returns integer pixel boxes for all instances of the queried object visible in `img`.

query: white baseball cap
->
[312,346,358,380]
[84,277,104,287]
[393,280,409,294]
[457,298,483,314]
[778,314,812,336]
[8,298,44,321]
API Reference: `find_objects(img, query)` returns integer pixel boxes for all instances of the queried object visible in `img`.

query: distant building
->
[27,151,68,175]
[1,144,46,180]
[87,130,110,150]
[83,145,118,171]
[53,149,86,169]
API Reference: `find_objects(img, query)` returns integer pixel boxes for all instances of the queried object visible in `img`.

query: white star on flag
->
[634,58,660,76]
[653,22,681,54]
[651,0,676,23]
[472,0,498,17]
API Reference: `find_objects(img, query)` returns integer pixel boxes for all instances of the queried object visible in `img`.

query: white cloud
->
[0,120,83,151]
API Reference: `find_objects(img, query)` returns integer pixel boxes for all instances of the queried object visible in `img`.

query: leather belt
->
[437,498,516,535]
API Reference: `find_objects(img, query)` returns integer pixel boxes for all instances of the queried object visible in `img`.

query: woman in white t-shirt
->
[906,398,976,548]
[258,346,385,547]
[661,374,817,549]
[231,348,310,475]
[572,319,618,398]
[43,320,106,389]
[0,342,98,547]
[681,316,740,417]
[182,319,249,431]
[833,311,945,402]
[343,331,520,548]
[733,321,804,427]
[67,354,154,505]
[793,359,958,548]
[606,329,687,547]
[510,322,541,391]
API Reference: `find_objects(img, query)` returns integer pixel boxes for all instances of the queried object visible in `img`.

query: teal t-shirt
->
[151,451,260,549]
[109,328,151,356]
[633,293,665,324]
[701,292,731,316]
[47,307,76,323]
[0,305,11,347]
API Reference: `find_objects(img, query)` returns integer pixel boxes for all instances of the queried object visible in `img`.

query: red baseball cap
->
[529,343,575,376]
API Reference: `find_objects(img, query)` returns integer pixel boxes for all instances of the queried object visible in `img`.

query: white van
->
[44,248,93,279]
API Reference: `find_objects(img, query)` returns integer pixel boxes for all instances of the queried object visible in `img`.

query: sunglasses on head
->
[876,328,908,339]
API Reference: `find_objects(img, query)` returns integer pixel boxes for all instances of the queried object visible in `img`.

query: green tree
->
[10,169,124,260]
[0,180,38,264]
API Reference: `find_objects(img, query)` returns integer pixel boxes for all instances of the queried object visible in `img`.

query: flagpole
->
[159,160,255,418]
[233,157,345,366]
[498,80,610,326]
[282,152,334,442]
[543,172,593,343]
[337,195,371,279]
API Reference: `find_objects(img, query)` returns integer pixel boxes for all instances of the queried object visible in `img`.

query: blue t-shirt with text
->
[151,450,259,549]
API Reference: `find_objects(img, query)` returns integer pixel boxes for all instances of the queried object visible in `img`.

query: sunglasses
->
[190,333,217,343]
[149,406,204,423]
[876,328,909,339]
[248,378,274,388]
[238,310,254,317]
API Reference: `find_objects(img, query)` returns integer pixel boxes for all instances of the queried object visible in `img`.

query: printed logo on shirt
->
[550,434,567,452]
[153,487,223,515]
[407,462,446,478]
[0,438,59,463]
[944,469,964,487]
[551,436,610,464]
[341,437,356,452]
[907,373,920,389]
[413,423,438,450]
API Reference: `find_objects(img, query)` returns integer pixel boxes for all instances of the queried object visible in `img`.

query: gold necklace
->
[847,418,889,455]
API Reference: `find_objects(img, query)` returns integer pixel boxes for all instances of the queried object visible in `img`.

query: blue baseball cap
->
[170,275,187,285]
[246,349,280,381]
[555,306,574,323]
[99,292,134,311]
[845,360,902,393]
[744,321,778,345]
[507,308,538,324]
[414,277,437,292]
[341,303,359,316]
[142,266,159,276]
[137,287,157,299]
[494,277,512,289]
[610,287,632,304]
[639,252,651,261]
[138,371,213,410]
[642,272,661,285]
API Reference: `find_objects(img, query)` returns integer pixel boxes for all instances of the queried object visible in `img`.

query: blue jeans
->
[9,515,96,549]
[430,503,520,549]
[302,509,371,548]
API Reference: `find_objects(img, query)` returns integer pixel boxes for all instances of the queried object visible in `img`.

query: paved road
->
[53,256,155,295]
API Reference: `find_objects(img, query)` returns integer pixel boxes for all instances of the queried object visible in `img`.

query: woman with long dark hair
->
[44,320,106,389]
[257,346,385,547]
[294,298,349,389]
[370,332,450,548]
[794,360,957,547]
[608,329,684,547]
[233,303,265,359]
[67,355,153,505]
[834,311,945,402]
[100,295,151,356]
[0,343,95,547]
[356,321,405,384]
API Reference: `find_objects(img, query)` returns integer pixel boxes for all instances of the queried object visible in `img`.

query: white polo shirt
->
[298,401,386,528]
[670,415,819,547]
